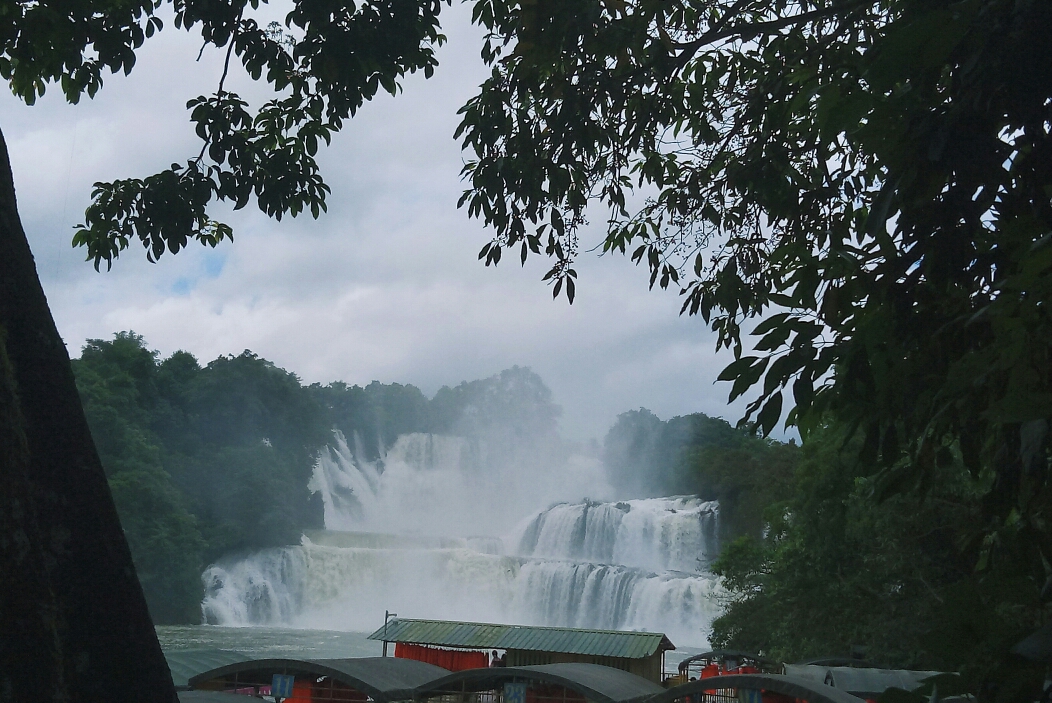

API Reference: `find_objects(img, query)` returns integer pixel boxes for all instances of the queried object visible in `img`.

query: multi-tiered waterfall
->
[201,432,724,645]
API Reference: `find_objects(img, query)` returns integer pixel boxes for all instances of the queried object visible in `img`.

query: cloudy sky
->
[1,2,758,441]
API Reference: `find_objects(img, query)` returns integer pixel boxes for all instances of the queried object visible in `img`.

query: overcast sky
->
[1,2,758,441]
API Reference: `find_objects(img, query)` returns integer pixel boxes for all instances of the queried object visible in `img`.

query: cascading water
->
[514,497,719,573]
[202,431,724,646]
[307,431,612,536]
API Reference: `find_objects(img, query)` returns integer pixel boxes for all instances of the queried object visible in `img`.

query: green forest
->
[72,331,563,624]
[603,408,798,538]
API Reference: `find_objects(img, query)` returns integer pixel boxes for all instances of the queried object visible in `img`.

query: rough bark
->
[0,126,177,702]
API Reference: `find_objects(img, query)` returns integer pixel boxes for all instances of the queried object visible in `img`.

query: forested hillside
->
[707,422,1044,694]
[72,332,562,623]
[603,409,798,538]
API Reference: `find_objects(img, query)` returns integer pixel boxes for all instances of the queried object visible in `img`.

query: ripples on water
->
[156,625,381,658]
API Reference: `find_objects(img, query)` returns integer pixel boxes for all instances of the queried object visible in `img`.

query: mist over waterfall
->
[307,431,611,536]
[202,429,725,646]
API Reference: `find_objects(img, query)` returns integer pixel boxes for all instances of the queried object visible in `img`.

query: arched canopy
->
[651,674,866,703]
[799,659,874,668]
[165,649,251,689]
[782,665,832,685]
[822,668,947,698]
[677,651,778,673]
[188,656,450,702]
[415,663,664,703]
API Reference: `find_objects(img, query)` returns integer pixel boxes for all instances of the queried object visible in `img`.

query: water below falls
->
[201,432,725,646]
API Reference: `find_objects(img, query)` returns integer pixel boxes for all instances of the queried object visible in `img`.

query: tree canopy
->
[1,0,448,266]
[603,407,796,537]
[459,0,1046,454]
[453,3,1052,687]
[455,0,1052,586]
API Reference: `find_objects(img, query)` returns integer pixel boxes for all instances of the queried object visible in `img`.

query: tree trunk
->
[0,126,177,702]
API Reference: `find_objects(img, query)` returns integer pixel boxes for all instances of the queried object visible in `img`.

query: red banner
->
[394,642,489,671]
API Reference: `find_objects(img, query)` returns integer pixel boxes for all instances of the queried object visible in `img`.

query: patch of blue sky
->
[202,251,226,278]
[171,277,193,295]
[167,252,227,295]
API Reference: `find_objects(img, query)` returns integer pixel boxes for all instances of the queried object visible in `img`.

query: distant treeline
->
[73,332,561,623]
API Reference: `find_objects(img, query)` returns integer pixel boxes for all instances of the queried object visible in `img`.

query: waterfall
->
[514,497,720,572]
[202,538,721,645]
[308,431,614,536]
[203,430,724,646]
[202,540,522,631]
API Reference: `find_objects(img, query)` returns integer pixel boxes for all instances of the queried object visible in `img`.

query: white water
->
[514,497,719,573]
[202,431,724,646]
[308,431,611,536]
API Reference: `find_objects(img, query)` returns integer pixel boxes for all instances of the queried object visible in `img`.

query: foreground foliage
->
[710,424,1046,700]
[458,0,1052,559]
[6,0,450,267]
[457,0,1052,690]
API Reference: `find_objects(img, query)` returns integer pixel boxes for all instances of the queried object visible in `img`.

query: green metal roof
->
[163,649,252,689]
[367,619,674,659]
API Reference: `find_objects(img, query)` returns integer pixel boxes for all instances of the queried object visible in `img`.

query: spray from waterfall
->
[309,430,614,536]
[203,430,724,646]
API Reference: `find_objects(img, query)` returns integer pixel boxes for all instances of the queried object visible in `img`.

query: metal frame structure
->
[413,663,664,703]
[652,674,866,703]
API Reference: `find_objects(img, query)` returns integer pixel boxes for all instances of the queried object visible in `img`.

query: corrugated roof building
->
[367,619,675,683]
